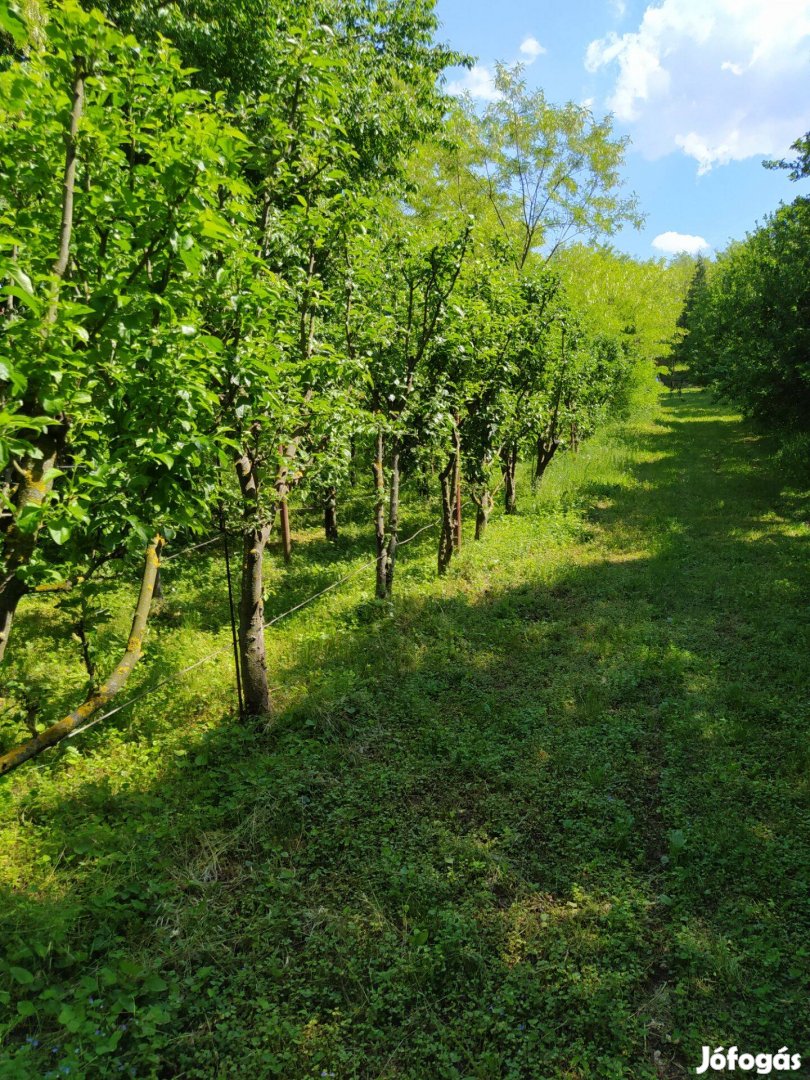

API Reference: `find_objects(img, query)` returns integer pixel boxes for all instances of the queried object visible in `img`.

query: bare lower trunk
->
[373,429,387,600]
[372,432,400,600]
[0,576,27,665]
[72,601,96,689]
[385,444,400,597]
[0,536,163,776]
[349,436,357,487]
[278,495,291,562]
[239,523,271,716]
[438,450,456,575]
[474,490,493,540]
[535,436,559,484]
[453,423,462,551]
[502,445,518,515]
[235,450,272,717]
[323,486,338,542]
[275,426,305,563]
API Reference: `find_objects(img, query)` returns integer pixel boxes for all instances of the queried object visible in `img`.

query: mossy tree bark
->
[473,489,493,540]
[0,535,163,776]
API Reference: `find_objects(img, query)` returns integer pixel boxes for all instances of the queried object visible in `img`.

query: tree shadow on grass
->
[2,392,809,1079]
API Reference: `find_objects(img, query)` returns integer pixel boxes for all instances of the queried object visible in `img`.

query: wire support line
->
[291,492,396,513]
[261,508,454,631]
[160,494,445,564]
[262,554,380,631]
[65,645,234,742]
[162,534,224,561]
[62,506,460,745]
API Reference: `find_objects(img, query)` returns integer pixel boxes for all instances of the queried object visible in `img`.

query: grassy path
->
[2,388,810,1078]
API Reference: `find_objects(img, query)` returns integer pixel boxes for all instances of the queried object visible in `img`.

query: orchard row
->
[0,0,689,756]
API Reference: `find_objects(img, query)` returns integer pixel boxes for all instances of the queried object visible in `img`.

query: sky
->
[435,0,810,260]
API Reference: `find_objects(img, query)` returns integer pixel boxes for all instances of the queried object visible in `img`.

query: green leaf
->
[15,504,44,534]
[47,522,72,545]
[8,966,34,986]
[198,334,224,353]
[0,6,28,47]
[2,284,42,316]
[57,1003,85,1032]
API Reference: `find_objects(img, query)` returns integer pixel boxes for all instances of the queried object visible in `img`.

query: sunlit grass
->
[1,387,809,1079]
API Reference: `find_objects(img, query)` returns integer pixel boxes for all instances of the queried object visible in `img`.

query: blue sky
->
[435,0,810,260]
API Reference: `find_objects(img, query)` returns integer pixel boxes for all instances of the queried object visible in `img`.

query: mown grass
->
[1,386,809,1079]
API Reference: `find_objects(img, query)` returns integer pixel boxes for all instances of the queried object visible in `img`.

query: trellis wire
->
[158,489,415,564]
[219,506,245,723]
[61,507,450,746]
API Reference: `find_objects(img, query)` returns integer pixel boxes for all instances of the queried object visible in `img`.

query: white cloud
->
[447,37,547,100]
[652,231,711,255]
[586,0,810,171]
[447,65,500,101]
[519,36,547,61]
[675,128,771,173]
[611,0,627,17]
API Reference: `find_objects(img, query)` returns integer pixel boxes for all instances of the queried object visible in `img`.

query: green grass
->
[2,387,810,1078]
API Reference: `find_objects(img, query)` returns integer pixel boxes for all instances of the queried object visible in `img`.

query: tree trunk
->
[278,494,292,562]
[0,65,85,662]
[373,429,388,600]
[502,445,518,515]
[438,450,456,575]
[372,432,401,600]
[0,576,27,666]
[384,443,400,597]
[323,486,338,542]
[348,436,357,487]
[0,536,163,776]
[453,422,462,551]
[235,451,272,717]
[535,436,559,483]
[474,490,493,540]
[274,431,303,563]
[47,61,84,323]
[0,424,66,663]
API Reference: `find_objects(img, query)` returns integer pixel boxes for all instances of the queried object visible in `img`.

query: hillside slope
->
[2,389,809,1079]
